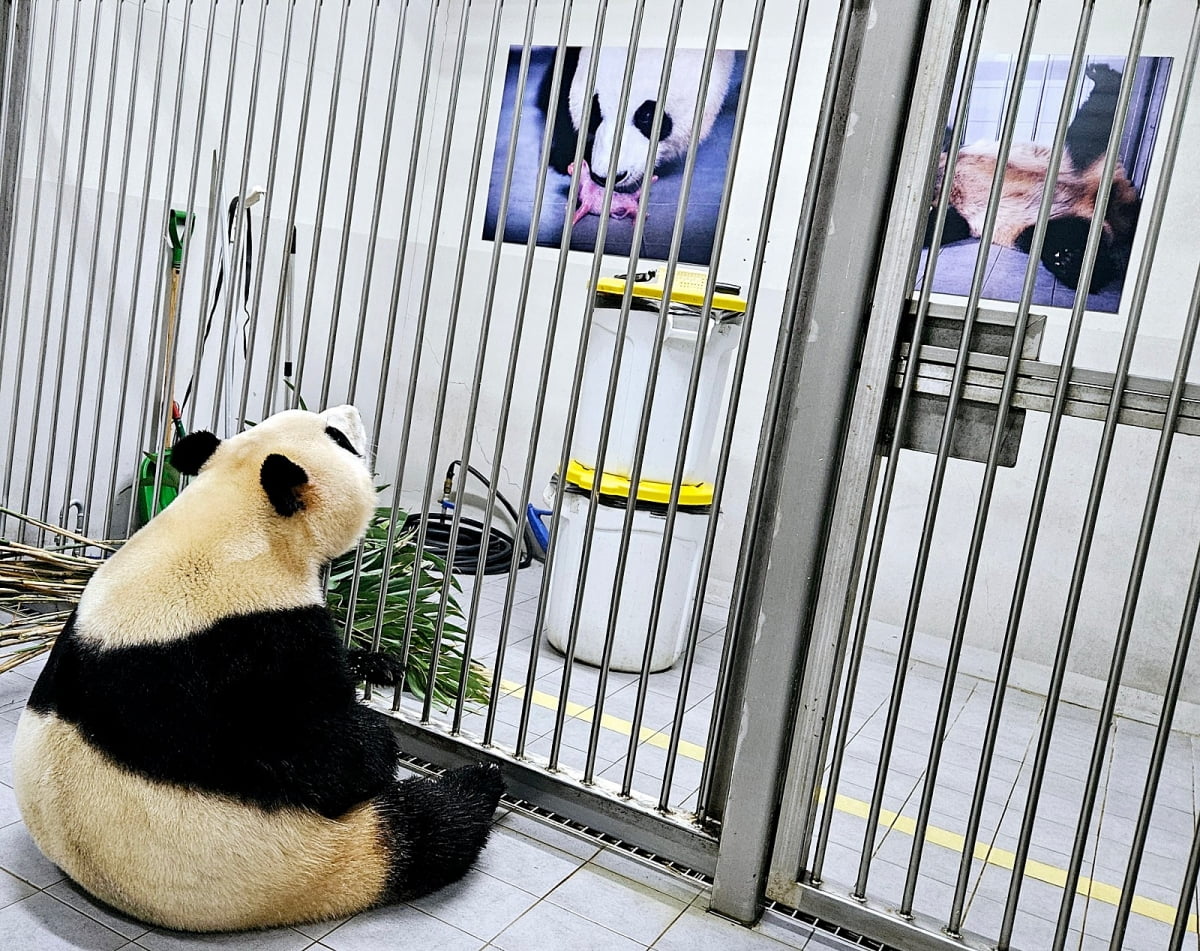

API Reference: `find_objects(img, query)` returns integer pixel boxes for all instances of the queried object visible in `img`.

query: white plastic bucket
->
[544,487,709,673]
[571,298,742,485]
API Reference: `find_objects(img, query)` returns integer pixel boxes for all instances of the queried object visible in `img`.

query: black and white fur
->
[544,46,735,191]
[13,405,503,932]
[927,63,1141,292]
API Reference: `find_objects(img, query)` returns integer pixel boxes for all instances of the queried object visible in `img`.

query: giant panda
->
[12,405,504,932]
[542,46,735,217]
[927,63,1141,292]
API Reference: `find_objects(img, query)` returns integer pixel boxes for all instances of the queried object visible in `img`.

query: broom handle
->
[163,266,180,451]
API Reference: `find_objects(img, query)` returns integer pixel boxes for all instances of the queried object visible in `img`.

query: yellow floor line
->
[826,790,1197,933]
[492,673,1194,933]
[498,678,707,762]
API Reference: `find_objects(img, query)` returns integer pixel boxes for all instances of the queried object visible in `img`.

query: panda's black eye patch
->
[588,93,603,136]
[325,426,359,456]
[633,100,672,141]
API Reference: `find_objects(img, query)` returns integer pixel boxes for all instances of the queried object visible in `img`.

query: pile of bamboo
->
[0,509,111,675]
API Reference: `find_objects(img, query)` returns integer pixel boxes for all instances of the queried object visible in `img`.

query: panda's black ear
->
[260,453,309,517]
[170,431,221,476]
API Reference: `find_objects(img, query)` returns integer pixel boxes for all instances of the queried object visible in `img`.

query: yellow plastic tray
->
[594,268,746,315]
[564,460,714,508]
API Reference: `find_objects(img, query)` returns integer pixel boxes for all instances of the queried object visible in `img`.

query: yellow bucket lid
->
[594,268,747,315]
[564,460,714,507]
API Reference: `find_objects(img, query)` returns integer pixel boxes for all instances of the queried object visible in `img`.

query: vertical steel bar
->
[764,0,970,887]
[586,0,721,788]
[39,1,112,526]
[996,7,1151,947]
[357,0,442,699]
[520,1,648,765]
[945,2,1096,933]
[142,1,208,518]
[489,1,610,755]
[804,1,990,874]
[337,1,412,647]
[1029,53,1051,137]
[346,1,411,408]
[289,0,352,409]
[64,2,129,533]
[207,0,269,435]
[1170,817,1200,949]
[709,0,931,919]
[145,0,209,513]
[317,0,381,410]
[116,0,218,536]
[882,0,1041,911]
[841,4,997,881]
[119,2,176,539]
[30,2,103,527]
[384,0,481,713]
[1052,15,1199,946]
[17,0,80,523]
[237,0,299,431]
[1107,219,1200,951]
[653,0,785,810]
[261,0,325,421]
[437,0,539,734]
[473,0,598,746]
[0,0,12,188]
[403,0,507,725]
[94,0,152,536]
[180,0,248,436]
[700,0,937,826]
[0,0,31,381]
[695,0,863,819]
[0,0,37,526]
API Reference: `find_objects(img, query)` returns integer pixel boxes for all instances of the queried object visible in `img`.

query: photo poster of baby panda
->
[482,46,745,264]
[916,55,1172,315]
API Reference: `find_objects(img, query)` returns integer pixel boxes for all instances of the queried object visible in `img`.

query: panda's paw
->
[347,649,405,687]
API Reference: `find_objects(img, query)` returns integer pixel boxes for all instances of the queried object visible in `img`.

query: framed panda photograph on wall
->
[482,45,746,265]
[915,54,1172,315]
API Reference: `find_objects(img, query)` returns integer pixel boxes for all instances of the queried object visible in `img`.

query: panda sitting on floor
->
[12,405,504,932]
[541,47,735,222]
[926,63,1141,293]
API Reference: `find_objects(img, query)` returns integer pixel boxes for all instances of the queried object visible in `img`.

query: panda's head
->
[567,48,735,192]
[170,404,375,564]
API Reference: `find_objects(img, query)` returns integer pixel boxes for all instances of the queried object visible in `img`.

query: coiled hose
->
[402,460,535,575]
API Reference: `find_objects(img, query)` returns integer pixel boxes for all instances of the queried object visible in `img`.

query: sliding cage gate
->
[761,0,1200,949]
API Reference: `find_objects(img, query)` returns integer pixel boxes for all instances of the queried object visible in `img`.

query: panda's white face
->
[568,48,735,192]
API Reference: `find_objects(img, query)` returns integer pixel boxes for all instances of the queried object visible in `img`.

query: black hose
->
[405,461,532,575]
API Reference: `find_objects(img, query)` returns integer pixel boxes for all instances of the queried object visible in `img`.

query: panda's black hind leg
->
[925,203,972,247]
[377,762,505,901]
[1039,216,1117,292]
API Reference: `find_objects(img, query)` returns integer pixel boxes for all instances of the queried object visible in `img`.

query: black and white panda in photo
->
[543,46,736,222]
[926,63,1141,292]
[12,405,504,932]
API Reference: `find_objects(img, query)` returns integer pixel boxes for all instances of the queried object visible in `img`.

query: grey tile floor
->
[0,658,857,951]
[418,563,722,816]
[916,240,1126,315]
[816,636,1199,950]
[6,554,1194,949]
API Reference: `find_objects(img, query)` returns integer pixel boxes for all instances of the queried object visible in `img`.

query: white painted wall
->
[0,0,839,605]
